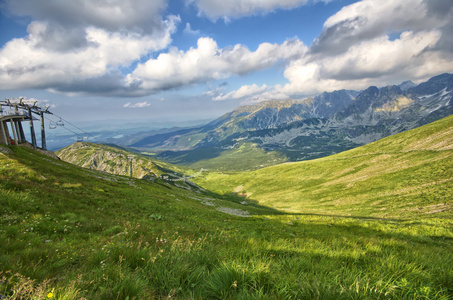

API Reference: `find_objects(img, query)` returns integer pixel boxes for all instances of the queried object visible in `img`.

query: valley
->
[1,112,452,299]
[105,73,453,171]
[195,114,453,218]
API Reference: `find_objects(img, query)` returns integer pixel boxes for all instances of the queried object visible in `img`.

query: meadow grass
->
[156,141,288,172]
[196,115,453,219]
[1,116,453,299]
[187,142,288,171]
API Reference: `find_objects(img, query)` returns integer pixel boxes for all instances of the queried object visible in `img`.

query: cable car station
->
[0,98,52,150]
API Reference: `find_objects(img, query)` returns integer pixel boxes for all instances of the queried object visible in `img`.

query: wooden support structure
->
[28,107,37,147]
[0,119,8,145]
[0,115,27,145]
[40,111,46,150]
[0,98,52,148]
[18,122,26,143]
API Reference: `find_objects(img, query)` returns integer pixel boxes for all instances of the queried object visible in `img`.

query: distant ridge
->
[127,73,453,170]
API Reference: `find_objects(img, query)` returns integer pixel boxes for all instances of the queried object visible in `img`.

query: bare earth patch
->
[216,207,251,217]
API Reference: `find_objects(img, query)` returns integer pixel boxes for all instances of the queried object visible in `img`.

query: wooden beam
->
[18,121,26,143]
[9,118,18,144]
[1,121,9,145]
[40,111,46,150]
[28,107,37,147]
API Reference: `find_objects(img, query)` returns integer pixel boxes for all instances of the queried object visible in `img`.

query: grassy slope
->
[196,115,453,219]
[56,142,193,178]
[0,116,452,298]
[172,142,288,171]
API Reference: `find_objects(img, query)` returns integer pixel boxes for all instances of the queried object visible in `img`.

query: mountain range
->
[120,73,453,170]
[3,108,453,299]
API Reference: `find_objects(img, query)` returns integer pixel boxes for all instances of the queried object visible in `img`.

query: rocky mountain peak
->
[409,73,453,95]
[398,80,416,90]
[130,73,453,164]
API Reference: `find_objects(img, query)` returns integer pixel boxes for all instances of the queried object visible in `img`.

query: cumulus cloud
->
[183,23,201,35]
[3,0,168,34]
[0,20,179,92]
[0,0,180,95]
[1,0,452,101]
[123,101,151,108]
[214,84,268,101]
[5,97,56,109]
[187,0,313,21]
[26,98,57,109]
[203,82,228,99]
[127,37,306,93]
[310,0,453,56]
[271,30,450,97]
[223,0,453,102]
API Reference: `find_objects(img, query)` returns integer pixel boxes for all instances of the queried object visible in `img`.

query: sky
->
[1,0,453,128]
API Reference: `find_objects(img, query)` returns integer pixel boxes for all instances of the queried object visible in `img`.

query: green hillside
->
[56,142,192,179]
[58,141,287,173]
[196,115,453,219]
[159,141,288,171]
[1,116,453,298]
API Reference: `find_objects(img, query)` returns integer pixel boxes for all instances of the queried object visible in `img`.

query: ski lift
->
[49,121,57,129]
[76,135,88,142]
[56,118,64,126]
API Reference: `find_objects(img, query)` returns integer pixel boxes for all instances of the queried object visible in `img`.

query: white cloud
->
[320,31,442,79]
[214,84,268,101]
[0,0,180,95]
[225,0,453,102]
[128,37,306,92]
[254,31,452,100]
[3,0,168,34]
[3,96,56,108]
[183,23,201,35]
[0,16,180,92]
[1,0,452,101]
[311,0,452,56]
[123,101,151,108]
[188,0,313,21]
[27,98,57,109]
[276,30,449,96]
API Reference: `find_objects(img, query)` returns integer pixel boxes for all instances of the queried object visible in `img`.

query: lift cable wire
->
[50,113,93,139]
[44,115,91,140]
[44,116,78,135]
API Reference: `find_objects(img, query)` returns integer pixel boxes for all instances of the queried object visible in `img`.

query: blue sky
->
[1,0,453,127]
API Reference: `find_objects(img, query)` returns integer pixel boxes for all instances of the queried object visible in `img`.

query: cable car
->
[49,121,56,129]
[76,136,88,142]
[56,118,64,126]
